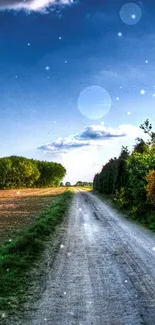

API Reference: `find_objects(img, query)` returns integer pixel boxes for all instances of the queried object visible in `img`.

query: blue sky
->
[0,0,155,183]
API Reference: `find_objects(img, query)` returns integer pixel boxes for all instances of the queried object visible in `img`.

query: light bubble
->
[140,89,145,95]
[120,3,142,25]
[1,313,6,318]
[78,85,112,120]
[60,244,64,249]
[152,247,155,251]
[118,32,122,37]
[79,208,82,212]
[131,14,136,20]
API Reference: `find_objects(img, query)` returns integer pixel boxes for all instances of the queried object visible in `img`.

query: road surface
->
[8,191,155,325]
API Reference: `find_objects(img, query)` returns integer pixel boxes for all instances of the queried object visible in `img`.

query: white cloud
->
[38,137,90,152]
[38,124,134,153]
[75,124,126,140]
[0,0,73,11]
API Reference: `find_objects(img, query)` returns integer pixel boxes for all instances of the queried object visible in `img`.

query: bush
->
[146,170,155,206]
[115,187,128,209]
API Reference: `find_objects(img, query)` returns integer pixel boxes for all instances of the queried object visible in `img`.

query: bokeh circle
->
[77,85,112,120]
[120,3,142,25]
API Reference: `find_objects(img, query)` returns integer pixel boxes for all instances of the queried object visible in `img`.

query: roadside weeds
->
[93,191,155,232]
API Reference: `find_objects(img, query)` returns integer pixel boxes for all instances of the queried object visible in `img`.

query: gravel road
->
[7,191,155,325]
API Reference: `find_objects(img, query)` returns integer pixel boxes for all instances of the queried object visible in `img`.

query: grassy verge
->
[94,191,155,231]
[0,190,73,310]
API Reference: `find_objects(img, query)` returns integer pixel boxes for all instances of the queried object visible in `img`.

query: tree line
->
[60,181,93,187]
[0,156,66,189]
[93,120,155,229]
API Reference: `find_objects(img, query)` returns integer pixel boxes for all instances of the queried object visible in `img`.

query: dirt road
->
[8,191,155,325]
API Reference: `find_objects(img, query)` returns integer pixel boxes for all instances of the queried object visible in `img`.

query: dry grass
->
[0,187,66,244]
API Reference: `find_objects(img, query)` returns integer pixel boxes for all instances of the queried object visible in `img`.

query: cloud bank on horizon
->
[0,0,73,11]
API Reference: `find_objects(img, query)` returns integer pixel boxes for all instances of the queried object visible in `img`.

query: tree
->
[0,158,12,189]
[34,161,66,187]
[93,120,155,215]
[65,182,71,187]
[140,119,155,144]
[133,138,148,154]
[76,181,83,186]
[0,156,66,189]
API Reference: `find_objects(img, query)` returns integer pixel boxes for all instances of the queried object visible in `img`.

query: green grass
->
[0,190,73,310]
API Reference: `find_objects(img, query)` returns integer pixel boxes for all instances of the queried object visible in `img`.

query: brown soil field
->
[0,187,66,245]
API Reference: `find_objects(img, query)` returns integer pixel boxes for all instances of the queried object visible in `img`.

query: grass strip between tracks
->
[0,190,73,310]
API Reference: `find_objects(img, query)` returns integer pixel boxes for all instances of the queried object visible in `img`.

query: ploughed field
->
[0,187,66,244]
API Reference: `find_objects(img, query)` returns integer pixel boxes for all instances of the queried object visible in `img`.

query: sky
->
[0,0,155,184]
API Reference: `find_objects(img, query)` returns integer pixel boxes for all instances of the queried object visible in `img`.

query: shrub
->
[146,170,155,206]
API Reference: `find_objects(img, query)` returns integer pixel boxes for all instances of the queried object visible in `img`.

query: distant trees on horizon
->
[75,181,93,187]
[59,181,93,187]
[60,181,93,187]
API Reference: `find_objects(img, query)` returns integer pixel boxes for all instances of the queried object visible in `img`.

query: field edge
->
[0,190,73,313]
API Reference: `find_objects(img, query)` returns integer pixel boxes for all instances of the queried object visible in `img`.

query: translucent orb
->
[120,3,142,25]
[140,89,145,95]
[78,86,112,120]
